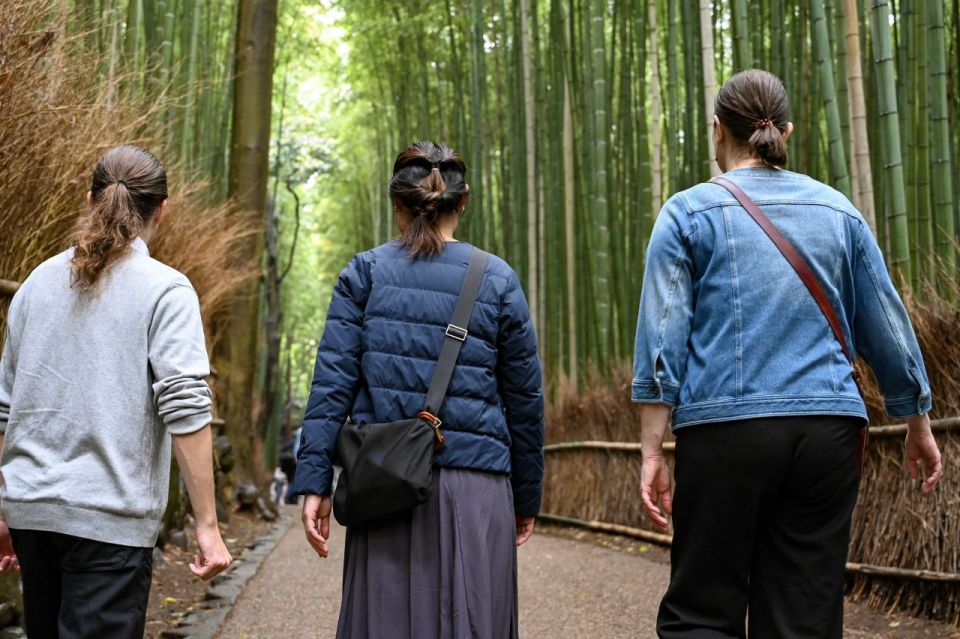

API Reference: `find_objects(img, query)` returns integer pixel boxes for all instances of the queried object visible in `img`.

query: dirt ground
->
[145,509,273,639]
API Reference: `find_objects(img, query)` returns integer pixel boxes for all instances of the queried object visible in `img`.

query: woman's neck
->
[437,215,459,242]
[724,156,768,172]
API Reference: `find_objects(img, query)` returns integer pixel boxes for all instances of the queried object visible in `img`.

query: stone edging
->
[160,518,293,639]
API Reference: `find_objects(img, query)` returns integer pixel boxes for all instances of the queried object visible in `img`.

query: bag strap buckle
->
[445,323,468,342]
[417,411,445,451]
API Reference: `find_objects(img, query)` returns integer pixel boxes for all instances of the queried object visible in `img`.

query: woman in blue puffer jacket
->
[295,141,544,639]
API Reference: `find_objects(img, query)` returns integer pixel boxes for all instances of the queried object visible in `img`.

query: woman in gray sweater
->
[0,145,232,638]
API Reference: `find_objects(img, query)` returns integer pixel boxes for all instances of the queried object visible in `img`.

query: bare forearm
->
[172,425,218,529]
[640,404,672,457]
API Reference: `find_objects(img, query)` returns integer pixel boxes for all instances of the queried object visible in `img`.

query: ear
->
[782,121,794,143]
[86,191,93,207]
[713,115,724,144]
[153,199,169,225]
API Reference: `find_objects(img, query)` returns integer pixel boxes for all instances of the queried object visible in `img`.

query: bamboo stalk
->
[844,562,960,583]
[544,440,676,453]
[811,0,852,197]
[648,0,663,209]
[844,0,876,231]
[698,0,719,177]
[539,514,960,582]
[543,417,960,453]
[867,416,960,437]
[870,0,912,283]
[520,0,538,340]
[562,77,577,390]
[538,512,675,545]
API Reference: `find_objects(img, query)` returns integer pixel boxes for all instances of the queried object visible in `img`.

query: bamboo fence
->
[543,361,960,624]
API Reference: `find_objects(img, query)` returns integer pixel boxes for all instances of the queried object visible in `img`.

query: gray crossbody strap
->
[422,248,489,418]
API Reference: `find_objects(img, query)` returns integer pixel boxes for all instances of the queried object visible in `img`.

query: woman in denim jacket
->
[633,70,943,638]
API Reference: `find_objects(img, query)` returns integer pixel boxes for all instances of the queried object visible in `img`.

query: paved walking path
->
[216,508,954,638]
[216,507,666,638]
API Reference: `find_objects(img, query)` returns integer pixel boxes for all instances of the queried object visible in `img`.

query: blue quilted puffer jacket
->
[293,240,545,517]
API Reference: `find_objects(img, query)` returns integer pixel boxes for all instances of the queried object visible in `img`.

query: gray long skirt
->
[337,468,519,639]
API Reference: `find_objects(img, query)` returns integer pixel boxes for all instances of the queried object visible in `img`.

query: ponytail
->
[714,69,791,168]
[71,145,167,291]
[748,119,788,167]
[389,141,470,259]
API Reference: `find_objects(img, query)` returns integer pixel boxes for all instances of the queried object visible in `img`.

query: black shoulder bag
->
[710,176,868,475]
[333,248,489,527]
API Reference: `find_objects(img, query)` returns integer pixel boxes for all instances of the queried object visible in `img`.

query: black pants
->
[657,415,863,639]
[10,529,153,639]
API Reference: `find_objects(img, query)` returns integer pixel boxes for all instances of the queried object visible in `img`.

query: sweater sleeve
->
[148,283,212,435]
[294,254,370,497]
[496,270,545,518]
[0,287,26,435]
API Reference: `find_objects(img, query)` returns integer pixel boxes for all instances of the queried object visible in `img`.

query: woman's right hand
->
[904,414,942,496]
[516,516,535,546]
[191,523,233,580]
[302,494,332,558]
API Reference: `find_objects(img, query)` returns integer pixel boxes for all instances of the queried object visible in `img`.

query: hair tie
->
[752,118,773,130]
[116,179,129,188]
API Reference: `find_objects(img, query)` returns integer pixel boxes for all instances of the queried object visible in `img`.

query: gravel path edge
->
[159,518,294,639]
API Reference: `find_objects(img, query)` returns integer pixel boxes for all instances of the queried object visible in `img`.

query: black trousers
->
[657,415,863,639]
[10,529,154,639]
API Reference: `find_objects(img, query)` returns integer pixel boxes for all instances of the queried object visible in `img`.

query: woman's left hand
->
[516,516,535,546]
[302,494,332,558]
[641,453,673,530]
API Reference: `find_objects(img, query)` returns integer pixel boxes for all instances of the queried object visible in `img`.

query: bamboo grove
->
[69,0,241,196]
[327,0,960,387]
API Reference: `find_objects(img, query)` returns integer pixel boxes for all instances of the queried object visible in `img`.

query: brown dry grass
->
[544,295,960,624]
[0,0,256,351]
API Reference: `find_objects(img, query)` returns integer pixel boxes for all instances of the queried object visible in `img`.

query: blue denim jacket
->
[632,167,931,429]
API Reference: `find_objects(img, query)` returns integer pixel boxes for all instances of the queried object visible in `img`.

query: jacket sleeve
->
[852,222,932,417]
[632,196,696,406]
[294,254,370,496]
[496,270,545,518]
[148,284,213,435]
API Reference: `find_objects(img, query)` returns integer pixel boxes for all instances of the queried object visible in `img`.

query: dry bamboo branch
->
[0,279,21,298]
[544,440,675,453]
[538,512,674,546]
[540,513,960,583]
[867,417,960,437]
[844,562,960,583]
[544,417,960,453]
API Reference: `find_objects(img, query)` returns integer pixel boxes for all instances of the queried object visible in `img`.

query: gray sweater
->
[0,240,212,547]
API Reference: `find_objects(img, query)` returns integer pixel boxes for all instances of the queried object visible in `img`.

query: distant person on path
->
[633,70,942,638]
[272,465,288,505]
[278,428,299,504]
[0,145,232,637]
[296,141,544,639]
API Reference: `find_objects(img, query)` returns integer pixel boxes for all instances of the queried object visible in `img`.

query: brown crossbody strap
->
[710,176,857,369]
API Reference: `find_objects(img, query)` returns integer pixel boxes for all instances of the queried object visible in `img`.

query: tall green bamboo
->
[699,0,719,177]
[590,0,612,366]
[648,0,663,208]
[811,0,852,197]
[927,0,958,290]
[871,0,912,283]
[732,0,749,70]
